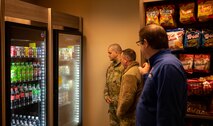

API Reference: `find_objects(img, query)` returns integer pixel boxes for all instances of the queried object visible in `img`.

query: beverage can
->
[11,46,17,57]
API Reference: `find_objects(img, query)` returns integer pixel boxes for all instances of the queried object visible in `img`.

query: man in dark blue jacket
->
[136,24,187,126]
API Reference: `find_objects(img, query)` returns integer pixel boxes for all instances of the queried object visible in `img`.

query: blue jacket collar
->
[148,49,171,67]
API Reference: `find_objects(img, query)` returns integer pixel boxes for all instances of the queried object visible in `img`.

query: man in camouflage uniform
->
[104,43,124,126]
[117,48,142,126]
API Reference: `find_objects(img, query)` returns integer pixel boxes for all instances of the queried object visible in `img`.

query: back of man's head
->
[139,24,168,49]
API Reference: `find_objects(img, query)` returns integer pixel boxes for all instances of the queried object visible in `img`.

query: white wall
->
[37,0,140,125]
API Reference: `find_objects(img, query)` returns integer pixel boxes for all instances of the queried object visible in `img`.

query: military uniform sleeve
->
[117,74,138,118]
[104,68,109,99]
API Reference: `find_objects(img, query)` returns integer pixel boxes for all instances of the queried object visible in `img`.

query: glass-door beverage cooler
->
[5,22,47,126]
[53,30,82,126]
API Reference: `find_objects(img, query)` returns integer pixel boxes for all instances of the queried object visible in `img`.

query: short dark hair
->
[109,43,122,54]
[139,24,168,49]
[122,48,136,61]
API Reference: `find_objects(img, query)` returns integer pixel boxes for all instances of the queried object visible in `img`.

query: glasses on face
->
[136,39,144,46]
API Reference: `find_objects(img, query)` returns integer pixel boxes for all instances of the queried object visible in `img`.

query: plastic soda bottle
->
[19,84,25,106]
[37,62,41,80]
[21,62,26,82]
[11,62,17,83]
[25,62,29,81]
[29,62,33,81]
[33,62,37,80]
[33,47,37,57]
[16,62,21,82]
[14,85,20,108]
[23,84,29,105]
[35,116,40,126]
[24,47,29,57]
[10,86,15,109]
[32,84,37,103]
[36,83,41,102]
[28,84,33,104]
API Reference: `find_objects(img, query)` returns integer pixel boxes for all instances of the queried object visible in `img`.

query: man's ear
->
[143,39,148,48]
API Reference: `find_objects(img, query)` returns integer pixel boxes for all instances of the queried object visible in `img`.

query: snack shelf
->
[141,0,213,125]
[186,114,213,120]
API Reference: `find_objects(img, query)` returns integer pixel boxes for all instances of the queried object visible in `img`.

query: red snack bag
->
[187,79,203,96]
[179,54,194,73]
[194,54,211,73]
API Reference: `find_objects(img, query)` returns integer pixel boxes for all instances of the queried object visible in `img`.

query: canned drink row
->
[11,46,42,58]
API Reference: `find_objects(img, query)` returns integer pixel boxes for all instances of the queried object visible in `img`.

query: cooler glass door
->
[5,22,47,126]
[54,32,82,126]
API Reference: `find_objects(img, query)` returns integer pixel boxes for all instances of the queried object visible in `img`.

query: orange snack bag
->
[179,2,196,24]
[146,6,159,25]
[159,5,176,28]
[198,0,213,22]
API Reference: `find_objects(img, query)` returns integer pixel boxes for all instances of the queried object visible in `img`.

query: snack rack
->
[140,0,213,125]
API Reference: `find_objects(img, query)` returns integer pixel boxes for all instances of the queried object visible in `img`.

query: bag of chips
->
[179,54,194,73]
[184,29,201,48]
[179,2,196,24]
[201,29,213,47]
[146,6,160,25]
[194,54,211,73]
[167,28,184,50]
[197,0,213,22]
[159,5,176,28]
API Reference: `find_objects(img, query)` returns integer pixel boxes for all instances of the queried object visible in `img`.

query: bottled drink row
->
[11,83,41,109]
[11,114,40,126]
[11,62,42,83]
[11,46,42,58]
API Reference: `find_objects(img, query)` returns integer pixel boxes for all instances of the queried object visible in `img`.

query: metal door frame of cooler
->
[5,21,48,126]
[53,29,83,126]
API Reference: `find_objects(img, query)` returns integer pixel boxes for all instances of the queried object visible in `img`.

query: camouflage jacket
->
[117,61,143,119]
[104,60,124,110]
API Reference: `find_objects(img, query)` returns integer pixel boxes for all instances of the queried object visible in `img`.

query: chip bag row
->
[179,54,211,73]
[180,0,213,23]
[146,5,176,28]
[146,0,213,26]
[167,28,213,50]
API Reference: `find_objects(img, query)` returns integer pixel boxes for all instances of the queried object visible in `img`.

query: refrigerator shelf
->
[59,101,72,107]
[11,57,43,59]
[10,38,45,43]
[11,79,42,84]
[11,101,41,110]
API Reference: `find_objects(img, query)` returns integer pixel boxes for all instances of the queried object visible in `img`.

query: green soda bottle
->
[29,62,33,81]
[25,62,29,81]
[21,62,26,82]
[16,62,21,82]
[10,62,17,83]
